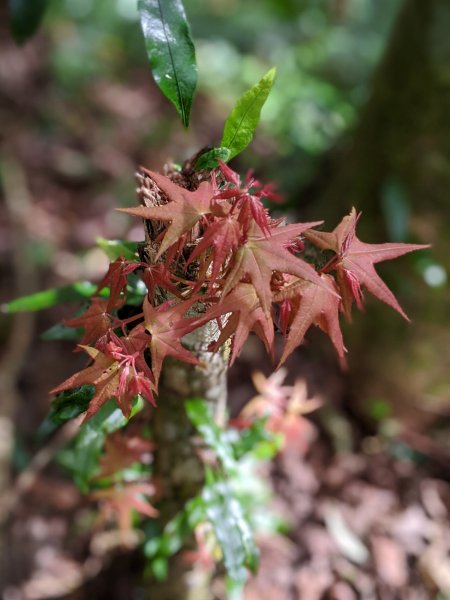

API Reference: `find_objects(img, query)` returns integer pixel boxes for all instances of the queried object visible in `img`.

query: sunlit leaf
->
[9,0,47,44]
[194,147,231,170]
[138,0,197,127]
[221,68,276,159]
[96,238,139,261]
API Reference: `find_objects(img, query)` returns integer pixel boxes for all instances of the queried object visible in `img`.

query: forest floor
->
[1,330,449,600]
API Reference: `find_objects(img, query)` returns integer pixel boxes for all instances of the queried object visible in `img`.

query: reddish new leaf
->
[187,213,242,284]
[275,274,346,366]
[118,169,224,259]
[96,431,153,479]
[142,296,201,386]
[305,208,429,320]
[96,257,141,311]
[202,283,274,364]
[65,298,112,347]
[92,482,158,533]
[50,331,155,420]
[221,220,326,314]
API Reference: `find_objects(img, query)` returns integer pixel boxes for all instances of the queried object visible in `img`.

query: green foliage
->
[38,385,95,439]
[185,398,236,471]
[145,474,260,587]
[41,322,83,342]
[195,147,231,170]
[221,67,276,160]
[138,0,197,127]
[9,0,48,44]
[96,238,139,262]
[203,472,259,585]
[57,396,144,492]
[144,496,205,579]
[2,282,100,313]
[3,271,146,314]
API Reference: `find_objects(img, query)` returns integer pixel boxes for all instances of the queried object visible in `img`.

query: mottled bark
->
[137,161,228,599]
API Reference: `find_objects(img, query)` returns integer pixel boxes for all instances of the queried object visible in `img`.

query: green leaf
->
[194,147,231,171]
[232,417,283,461]
[203,476,259,584]
[220,68,276,158]
[138,0,197,128]
[41,322,83,342]
[221,68,276,160]
[144,495,205,578]
[38,385,95,439]
[57,396,144,492]
[186,398,235,471]
[96,238,139,262]
[9,0,48,44]
[2,281,101,313]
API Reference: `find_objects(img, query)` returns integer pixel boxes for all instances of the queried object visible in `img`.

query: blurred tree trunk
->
[314,0,442,223]
[310,0,450,433]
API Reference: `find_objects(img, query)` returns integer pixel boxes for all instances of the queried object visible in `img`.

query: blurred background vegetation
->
[2,0,448,434]
[1,0,450,596]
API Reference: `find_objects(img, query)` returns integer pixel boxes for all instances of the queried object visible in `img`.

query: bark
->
[137,161,228,599]
[311,0,450,229]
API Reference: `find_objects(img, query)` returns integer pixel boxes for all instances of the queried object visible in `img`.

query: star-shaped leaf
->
[142,296,201,386]
[118,169,220,258]
[95,257,141,311]
[202,283,274,364]
[92,482,158,533]
[64,298,112,347]
[304,208,429,320]
[275,274,346,366]
[50,332,155,420]
[221,220,326,314]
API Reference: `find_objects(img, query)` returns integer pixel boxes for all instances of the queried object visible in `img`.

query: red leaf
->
[95,257,141,312]
[50,331,155,420]
[118,169,223,259]
[305,208,430,320]
[275,274,346,366]
[202,283,274,364]
[142,297,201,386]
[221,220,326,314]
[96,431,153,479]
[65,298,112,347]
[92,482,158,533]
[187,214,242,284]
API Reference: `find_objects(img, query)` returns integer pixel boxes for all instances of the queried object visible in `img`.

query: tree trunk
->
[137,162,228,599]
[309,0,450,434]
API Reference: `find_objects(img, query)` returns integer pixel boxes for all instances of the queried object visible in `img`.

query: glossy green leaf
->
[9,0,48,44]
[96,238,139,262]
[203,475,259,584]
[37,385,95,440]
[138,0,197,127]
[186,398,235,471]
[221,68,276,159]
[2,281,101,314]
[194,147,231,171]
